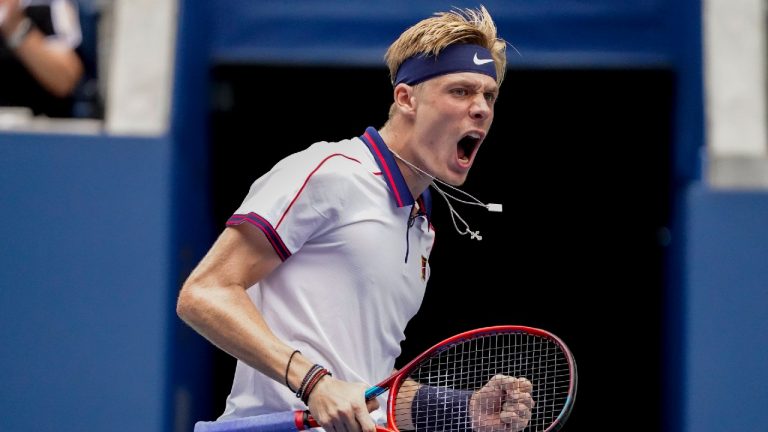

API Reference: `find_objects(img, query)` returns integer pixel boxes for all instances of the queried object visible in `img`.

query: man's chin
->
[443,171,469,187]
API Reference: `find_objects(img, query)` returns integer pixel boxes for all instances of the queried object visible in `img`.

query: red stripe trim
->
[363,131,404,207]
[227,213,290,261]
[227,217,286,261]
[244,213,290,260]
[275,153,361,229]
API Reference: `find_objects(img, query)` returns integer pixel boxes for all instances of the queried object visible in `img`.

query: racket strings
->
[394,332,572,432]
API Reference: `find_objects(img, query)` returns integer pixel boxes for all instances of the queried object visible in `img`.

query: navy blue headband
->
[393,44,497,86]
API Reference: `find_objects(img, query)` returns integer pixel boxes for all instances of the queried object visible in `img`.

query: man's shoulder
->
[282,135,374,174]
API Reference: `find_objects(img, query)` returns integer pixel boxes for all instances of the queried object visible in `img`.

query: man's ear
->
[393,83,417,116]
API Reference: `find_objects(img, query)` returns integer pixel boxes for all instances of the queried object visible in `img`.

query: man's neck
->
[378,125,433,200]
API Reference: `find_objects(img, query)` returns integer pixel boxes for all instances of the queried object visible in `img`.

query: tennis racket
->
[195,325,577,432]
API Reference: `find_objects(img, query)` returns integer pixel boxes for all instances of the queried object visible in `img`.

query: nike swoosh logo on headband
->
[473,53,494,65]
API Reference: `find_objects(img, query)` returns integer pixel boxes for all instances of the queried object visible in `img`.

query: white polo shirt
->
[219,127,435,422]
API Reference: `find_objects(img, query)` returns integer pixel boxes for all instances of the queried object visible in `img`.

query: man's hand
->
[307,376,380,432]
[469,375,534,432]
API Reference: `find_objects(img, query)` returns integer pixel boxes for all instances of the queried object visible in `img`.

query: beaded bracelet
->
[296,364,323,399]
[300,368,332,405]
[296,364,332,404]
[284,349,301,392]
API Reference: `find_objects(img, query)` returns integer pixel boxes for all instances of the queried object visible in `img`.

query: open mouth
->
[457,132,482,165]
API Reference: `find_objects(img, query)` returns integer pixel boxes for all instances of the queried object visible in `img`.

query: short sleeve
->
[227,150,362,261]
[47,0,82,48]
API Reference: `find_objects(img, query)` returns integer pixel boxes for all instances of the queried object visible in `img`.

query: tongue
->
[457,140,467,160]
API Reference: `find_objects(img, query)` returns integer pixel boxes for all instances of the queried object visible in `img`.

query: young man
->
[178,6,533,432]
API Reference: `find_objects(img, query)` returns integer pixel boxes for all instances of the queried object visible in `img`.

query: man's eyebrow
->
[451,78,498,92]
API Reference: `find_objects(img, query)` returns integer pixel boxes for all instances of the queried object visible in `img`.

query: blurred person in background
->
[0,0,84,118]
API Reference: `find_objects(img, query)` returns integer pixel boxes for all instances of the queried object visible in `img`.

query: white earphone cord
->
[390,150,502,241]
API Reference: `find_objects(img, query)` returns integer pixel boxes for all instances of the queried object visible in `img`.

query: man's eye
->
[451,88,468,96]
[484,93,497,103]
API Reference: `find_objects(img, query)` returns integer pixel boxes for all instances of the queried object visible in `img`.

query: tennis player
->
[177,6,533,432]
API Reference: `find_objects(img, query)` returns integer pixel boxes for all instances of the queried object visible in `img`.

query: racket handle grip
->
[300,410,321,430]
[193,385,381,432]
[193,410,317,432]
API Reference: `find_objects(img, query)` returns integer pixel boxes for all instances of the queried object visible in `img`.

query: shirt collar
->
[359,127,432,218]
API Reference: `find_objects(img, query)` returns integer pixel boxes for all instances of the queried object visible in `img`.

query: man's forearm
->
[13,27,84,97]
[410,385,473,432]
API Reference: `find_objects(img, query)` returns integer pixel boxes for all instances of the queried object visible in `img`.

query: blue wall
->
[0,134,172,431]
[684,187,768,431]
[1,1,766,431]
[211,0,678,67]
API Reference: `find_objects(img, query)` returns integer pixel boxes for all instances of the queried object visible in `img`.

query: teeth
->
[467,132,481,139]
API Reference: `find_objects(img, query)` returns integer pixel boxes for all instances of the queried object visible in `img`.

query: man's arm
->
[393,375,534,432]
[1,0,84,97]
[394,378,419,430]
[176,224,378,432]
[176,224,288,380]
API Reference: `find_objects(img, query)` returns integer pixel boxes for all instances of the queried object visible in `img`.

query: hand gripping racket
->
[195,325,577,432]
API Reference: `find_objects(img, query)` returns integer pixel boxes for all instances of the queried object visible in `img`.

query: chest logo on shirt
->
[420,255,428,281]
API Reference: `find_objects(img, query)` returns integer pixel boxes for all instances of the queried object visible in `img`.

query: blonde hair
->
[385,6,508,87]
